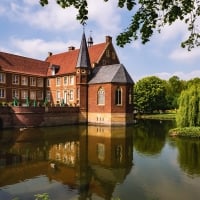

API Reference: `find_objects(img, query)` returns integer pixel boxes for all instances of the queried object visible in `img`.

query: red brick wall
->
[88,83,112,113]
[88,83,133,114]
[0,106,80,129]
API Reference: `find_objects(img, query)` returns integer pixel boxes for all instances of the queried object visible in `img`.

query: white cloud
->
[157,21,187,43]
[169,47,200,63]
[133,70,200,82]
[87,0,121,35]
[10,37,79,59]
[0,0,122,35]
[154,70,200,81]
[2,0,79,32]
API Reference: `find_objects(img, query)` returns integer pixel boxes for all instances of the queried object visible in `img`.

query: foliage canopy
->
[176,84,200,127]
[40,0,200,50]
[134,76,167,112]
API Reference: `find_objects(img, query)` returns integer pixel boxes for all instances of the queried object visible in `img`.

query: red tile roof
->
[0,52,49,77]
[0,37,109,77]
[46,42,108,76]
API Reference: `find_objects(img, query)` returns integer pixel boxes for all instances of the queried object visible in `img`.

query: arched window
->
[129,88,132,104]
[115,87,122,105]
[97,87,105,105]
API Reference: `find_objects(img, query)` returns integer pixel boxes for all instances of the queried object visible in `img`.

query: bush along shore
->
[169,127,200,138]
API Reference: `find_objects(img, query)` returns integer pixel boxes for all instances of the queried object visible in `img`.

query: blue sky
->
[0,0,200,82]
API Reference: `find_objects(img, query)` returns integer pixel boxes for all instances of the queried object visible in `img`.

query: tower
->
[76,31,91,121]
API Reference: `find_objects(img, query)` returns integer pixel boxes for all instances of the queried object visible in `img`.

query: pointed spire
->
[76,31,91,68]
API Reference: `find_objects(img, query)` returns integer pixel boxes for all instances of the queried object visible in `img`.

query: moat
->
[0,119,200,200]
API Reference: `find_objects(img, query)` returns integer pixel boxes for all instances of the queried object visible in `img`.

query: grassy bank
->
[135,113,176,120]
[169,127,200,138]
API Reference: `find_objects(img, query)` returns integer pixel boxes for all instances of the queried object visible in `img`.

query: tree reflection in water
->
[176,138,200,176]
[133,119,175,156]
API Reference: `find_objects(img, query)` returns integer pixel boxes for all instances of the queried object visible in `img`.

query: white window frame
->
[12,75,19,85]
[56,90,61,102]
[63,76,68,85]
[21,76,28,86]
[21,90,28,99]
[0,88,6,98]
[69,90,74,101]
[30,77,36,86]
[0,73,6,83]
[97,87,105,105]
[12,89,19,99]
[69,76,74,85]
[56,77,61,86]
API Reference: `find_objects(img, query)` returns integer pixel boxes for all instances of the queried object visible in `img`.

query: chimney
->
[68,46,75,51]
[106,36,112,43]
[48,52,53,56]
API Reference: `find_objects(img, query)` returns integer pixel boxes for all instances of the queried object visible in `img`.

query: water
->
[0,120,200,200]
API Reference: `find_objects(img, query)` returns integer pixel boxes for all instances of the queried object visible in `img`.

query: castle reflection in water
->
[0,125,133,199]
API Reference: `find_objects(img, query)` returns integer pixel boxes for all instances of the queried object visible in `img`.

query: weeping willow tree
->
[176,85,200,128]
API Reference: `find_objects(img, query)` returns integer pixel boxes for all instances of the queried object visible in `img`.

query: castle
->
[0,32,134,126]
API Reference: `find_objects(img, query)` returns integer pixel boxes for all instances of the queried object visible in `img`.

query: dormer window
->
[50,64,60,76]
[52,67,55,76]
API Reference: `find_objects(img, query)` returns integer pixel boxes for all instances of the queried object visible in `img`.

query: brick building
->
[0,32,134,125]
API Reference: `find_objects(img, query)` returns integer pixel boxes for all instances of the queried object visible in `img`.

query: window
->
[12,75,19,85]
[21,90,28,99]
[12,89,19,99]
[63,76,68,85]
[129,88,132,104]
[37,90,43,100]
[56,91,61,102]
[106,49,110,57]
[97,87,105,105]
[47,79,50,87]
[69,90,74,101]
[0,73,6,83]
[69,76,74,85]
[115,87,122,105]
[56,77,61,86]
[30,91,36,100]
[21,76,28,86]
[37,78,43,87]
[46,90,51,102]
[30,77,36,86]
[0,88,5,98]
